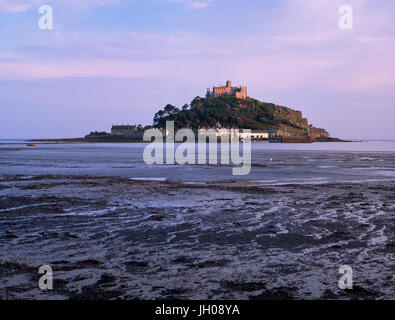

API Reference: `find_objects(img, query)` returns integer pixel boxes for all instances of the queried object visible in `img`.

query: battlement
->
[206,80,247,99]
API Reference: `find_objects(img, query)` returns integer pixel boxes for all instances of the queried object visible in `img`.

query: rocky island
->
[42,81,341,143]
[152,94,333,142]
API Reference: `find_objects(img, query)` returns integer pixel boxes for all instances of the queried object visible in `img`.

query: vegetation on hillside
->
[153,96,321,135]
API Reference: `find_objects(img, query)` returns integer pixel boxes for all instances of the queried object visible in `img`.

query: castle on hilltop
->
[206,80,247,99]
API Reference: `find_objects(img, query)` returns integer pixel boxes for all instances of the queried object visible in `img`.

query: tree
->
[163,104,174,116]
[190,96,204,109]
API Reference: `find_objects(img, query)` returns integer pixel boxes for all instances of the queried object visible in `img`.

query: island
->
[36,81,345,143]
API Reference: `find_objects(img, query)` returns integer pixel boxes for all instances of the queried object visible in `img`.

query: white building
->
[198,128,269,141]
[238,130,269,140]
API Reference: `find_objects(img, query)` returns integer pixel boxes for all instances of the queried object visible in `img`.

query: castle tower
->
[208,80,247,99]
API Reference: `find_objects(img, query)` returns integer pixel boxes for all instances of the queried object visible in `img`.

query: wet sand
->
[0,174,393,300]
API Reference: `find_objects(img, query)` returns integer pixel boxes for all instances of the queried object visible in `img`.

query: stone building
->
[206,80,247,99]
[111,125,143,138]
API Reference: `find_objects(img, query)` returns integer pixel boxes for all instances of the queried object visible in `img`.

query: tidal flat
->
[0,142,394,299]
[0,175,394,300]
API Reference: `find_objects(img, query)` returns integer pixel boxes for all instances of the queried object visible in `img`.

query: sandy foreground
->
[0,174,394,300]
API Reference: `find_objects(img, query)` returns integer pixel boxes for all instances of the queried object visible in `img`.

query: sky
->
[0,0,394,139]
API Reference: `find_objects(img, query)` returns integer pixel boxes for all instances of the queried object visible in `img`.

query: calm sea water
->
[1,141,395,184]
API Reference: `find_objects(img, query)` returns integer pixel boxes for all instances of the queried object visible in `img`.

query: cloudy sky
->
[0,0,394,139]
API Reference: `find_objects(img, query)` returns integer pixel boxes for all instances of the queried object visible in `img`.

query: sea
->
[1,140,395,185]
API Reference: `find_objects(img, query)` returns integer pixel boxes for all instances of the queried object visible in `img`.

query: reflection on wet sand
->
[0,174,393,300]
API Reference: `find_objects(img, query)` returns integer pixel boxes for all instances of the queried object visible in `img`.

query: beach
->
[0,141,394,299]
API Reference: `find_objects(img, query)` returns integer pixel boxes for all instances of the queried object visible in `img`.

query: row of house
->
[198,128,312,142]
[111,124,276,140]
[109,124,306,142]
[198,129,287,141]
